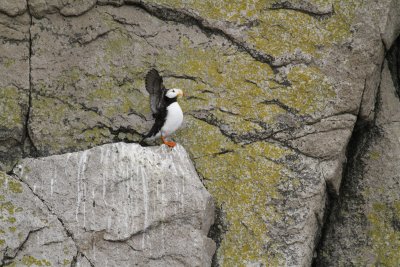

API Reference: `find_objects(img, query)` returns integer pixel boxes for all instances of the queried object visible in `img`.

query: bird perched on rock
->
[140,69,184,148]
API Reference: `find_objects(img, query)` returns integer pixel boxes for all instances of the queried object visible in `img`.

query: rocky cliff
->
[1,0,400,266]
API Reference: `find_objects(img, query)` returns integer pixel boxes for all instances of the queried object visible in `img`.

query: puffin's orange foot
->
[161,136,176,148]
[165,141,176,148]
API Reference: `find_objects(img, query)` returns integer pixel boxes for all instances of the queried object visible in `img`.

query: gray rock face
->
[0,0,27,17]
[0,172,77,266]
[315,43,400,266]
[0,11,30,172]
[12,143,215,266]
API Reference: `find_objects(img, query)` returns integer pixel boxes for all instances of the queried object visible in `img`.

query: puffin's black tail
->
[139,136,147,146]
[139,132,153,146]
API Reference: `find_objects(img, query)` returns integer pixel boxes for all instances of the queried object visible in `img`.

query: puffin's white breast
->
[161,102,183,136]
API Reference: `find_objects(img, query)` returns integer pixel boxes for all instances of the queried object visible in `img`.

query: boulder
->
[12,143,215,266]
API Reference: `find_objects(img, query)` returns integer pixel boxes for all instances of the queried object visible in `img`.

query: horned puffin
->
[141,69,184,148]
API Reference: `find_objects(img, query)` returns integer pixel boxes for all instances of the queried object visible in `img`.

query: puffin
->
[140,69,184,148]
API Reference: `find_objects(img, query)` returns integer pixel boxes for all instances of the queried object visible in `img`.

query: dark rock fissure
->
[312,118,376,266]
[269,2,334,19]
[12,172,83,263]
[22,6,38,158]
[387,36,400,99]
[313,34,400,265]
[312,78,382,266]
[207,205,227,267]
[0,227,46,266]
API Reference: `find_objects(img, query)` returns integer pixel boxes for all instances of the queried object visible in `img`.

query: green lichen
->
[105,32,131,55]
[144,0,359,59]
[366,201,400,266]
[63,246,70,255]
[56,67,81,87]
[62,259,70,266]
[0,172,23,194]
[193,142,292,266]
[0,86,25,129]
[33,95,69,126]
[1,201,16,215]
[368,151,380,160]
[0,172,4,187]
[4,58,15,68]
[9,226,16,233]
[21,256,52,266]
[31,95,81,152]
[8,180,23,194]
[176,116,236,159]
[81,127,112,145]
[7,217,16,224]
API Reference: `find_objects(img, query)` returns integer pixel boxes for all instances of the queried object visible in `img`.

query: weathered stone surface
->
[0,12,30,172]
[0,172,77,266]
[315,55,400,265]
[0,0,399,266]
[28,0,97,18]
[0,0,27,17]
[13,143,215,266]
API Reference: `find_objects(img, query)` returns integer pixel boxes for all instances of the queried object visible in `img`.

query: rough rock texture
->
[0,0,399,266]
[314,40,400,266]
[0,171,77,266]
[0,9,30,171]
[10,142,215,266]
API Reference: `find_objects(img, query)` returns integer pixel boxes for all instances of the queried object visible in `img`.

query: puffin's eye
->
[172,90,175,93]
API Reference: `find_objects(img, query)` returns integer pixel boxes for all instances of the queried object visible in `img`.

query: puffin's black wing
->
[142,111,167,139]
[145,69,166,116]
[141,69,168,141]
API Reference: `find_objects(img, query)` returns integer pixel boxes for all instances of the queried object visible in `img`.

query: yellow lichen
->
[176,116,236,159]
[4,58,15,68]
[81,127,111,144]
[193,142,292,266]
[8,180,23,194]
[144,0,359,59]
[1,201,15,215]
[0,86,25,128]
[366,202,400,266]
[368,151,380,160]
[21,255,52,266]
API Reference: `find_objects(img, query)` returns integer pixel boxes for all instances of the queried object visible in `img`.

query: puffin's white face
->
[166,88,184,99]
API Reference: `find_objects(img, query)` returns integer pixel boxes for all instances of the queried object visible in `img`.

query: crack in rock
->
[269,0,334,18]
